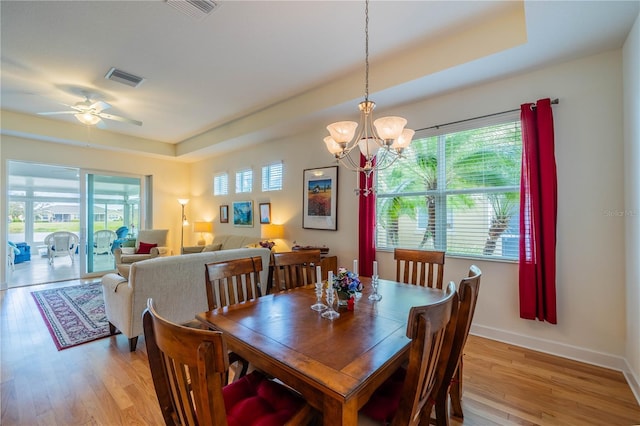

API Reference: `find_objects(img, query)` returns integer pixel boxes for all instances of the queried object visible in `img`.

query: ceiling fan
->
[38,96,142,128]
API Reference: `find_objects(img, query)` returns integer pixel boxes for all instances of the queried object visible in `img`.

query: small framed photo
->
[303,166,338,230]
[220,205,229,223]
[259,203,271,224]
[232,201,253,227]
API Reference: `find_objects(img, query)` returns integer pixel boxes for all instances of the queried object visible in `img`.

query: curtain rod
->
[415,98,559,132]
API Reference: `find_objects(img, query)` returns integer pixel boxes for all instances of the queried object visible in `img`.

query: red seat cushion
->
[136,242,157,254]
[224,371,305,426]
[360,367,407,423]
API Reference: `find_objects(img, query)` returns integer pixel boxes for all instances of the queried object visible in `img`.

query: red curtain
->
[519,98,557,323]
[358,156,376,277]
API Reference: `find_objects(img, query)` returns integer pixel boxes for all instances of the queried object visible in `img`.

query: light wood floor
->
[2,280,639,426]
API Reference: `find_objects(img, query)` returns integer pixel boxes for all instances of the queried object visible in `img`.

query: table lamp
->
[260,224,284,250]
[193,221,213,245]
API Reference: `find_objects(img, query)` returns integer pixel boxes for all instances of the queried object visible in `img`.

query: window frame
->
[261,161,283,192]
[235,168,253,194]
[374,111,521,261]
[213,172,229,196]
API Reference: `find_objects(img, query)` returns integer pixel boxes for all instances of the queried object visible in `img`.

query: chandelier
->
[323,0,414,196]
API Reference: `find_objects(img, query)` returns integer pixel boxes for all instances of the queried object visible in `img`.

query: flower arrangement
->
[332,267,363,294]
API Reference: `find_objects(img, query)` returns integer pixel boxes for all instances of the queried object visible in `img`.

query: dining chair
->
[360,281,458,426]
[431,265,482,424]
[271,250,321,293]
[204,256,264,379]
[394,248,446,289]
[143,299,316,426]
[204,256,264,310]
[44,231,79,265]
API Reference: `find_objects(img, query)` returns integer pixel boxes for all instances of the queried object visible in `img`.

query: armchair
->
[114,229,171,265]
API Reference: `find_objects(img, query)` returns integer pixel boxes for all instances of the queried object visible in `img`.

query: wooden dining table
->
[196,277,446,426]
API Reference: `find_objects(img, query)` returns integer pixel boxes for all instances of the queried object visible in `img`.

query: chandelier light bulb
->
[373,116,407,142]
[392,128,415,151]
[327,121,358,144]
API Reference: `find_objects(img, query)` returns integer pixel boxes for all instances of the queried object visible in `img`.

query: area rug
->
[31,282,113,350]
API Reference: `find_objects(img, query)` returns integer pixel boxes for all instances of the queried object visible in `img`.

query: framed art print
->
[232,201,253,227]
[302,166,338,230]
[259,203,271,224]
[220,205,229,223]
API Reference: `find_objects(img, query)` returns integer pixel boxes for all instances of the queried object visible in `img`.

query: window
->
[213,172,228,196]
[262,162,283,192]
[375,113,521,260]
[235,168,253,193]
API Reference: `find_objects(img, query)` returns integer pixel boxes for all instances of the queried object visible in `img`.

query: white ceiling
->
[1,0,638,161]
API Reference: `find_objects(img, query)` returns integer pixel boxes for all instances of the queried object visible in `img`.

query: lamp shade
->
[193,221,213,233]
[261,224,284,240]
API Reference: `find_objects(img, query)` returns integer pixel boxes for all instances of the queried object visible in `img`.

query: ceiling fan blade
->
[96,119,107,130]
[89,101,111,112]
[38,111,77,116]
[98,112,142,126]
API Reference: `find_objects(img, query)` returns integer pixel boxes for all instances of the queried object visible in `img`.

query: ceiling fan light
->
[75,112,101,126]
[373,116,407,141]
[327,121,358,144]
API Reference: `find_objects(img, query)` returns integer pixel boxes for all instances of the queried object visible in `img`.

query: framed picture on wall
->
[232,201,253,227]
[302,166,338,230]
[259,203,271,224]
[220,205,229,223]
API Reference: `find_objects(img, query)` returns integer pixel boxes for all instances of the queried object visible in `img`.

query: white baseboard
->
[470,324,640,405]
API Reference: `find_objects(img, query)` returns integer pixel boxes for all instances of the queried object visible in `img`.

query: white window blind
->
[376,112,521,260]
[235,168,253,193]
[262,162,283,192]
[213,172,228,196]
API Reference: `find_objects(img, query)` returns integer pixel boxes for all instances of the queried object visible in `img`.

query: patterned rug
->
[31,282,113,350]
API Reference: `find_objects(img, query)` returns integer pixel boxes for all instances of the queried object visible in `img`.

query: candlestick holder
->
[368,275,382,301]
[321,287,340,320]
[311,280,327,312]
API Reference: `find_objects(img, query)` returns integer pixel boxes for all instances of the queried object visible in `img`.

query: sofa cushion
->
[202,243,223,252]
[136,242,158,254]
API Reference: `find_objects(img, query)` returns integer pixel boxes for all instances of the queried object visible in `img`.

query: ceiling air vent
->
[167,0,218,21]
[105,67,145,88]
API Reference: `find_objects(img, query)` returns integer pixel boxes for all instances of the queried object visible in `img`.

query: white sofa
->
[101,247,271,351]
[182,234,262,254]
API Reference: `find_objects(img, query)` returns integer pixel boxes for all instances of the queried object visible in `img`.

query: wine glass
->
[311,280,327,311]
[321,286,340,320]
[368,274,382,301]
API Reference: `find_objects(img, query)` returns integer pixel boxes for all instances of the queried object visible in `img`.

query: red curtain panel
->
[519,98,558,323]
[359,156,376,277]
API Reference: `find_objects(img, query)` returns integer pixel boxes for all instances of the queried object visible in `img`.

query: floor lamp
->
[178,198,189,254]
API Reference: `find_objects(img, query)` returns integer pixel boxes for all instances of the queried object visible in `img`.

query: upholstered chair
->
[114,229,170,265]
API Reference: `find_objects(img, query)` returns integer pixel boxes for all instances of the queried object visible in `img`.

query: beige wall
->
[623,12,640,399]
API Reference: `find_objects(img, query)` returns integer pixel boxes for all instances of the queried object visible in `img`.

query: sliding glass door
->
[81,171,143,275]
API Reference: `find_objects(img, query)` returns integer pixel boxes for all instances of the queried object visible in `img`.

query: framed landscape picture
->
[302,166,338,230]
[220,205,229,223]
[259,202,271,224]
[232,201,253,227]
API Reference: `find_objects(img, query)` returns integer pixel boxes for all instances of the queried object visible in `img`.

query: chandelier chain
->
[364,0,369,101]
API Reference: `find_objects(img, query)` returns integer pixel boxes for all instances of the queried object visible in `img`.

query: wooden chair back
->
[431,265,482,424]
[143,299,229,426]
[395,248,445,289]
[392,282,458,426]
[271,250,321,292]
[204,256,263,310]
